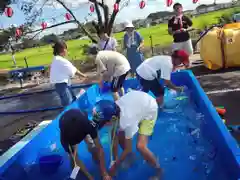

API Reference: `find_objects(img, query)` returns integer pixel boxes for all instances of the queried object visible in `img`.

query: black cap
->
[88,44,99,55]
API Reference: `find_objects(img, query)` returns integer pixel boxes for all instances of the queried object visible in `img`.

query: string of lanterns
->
[166,0,173,7]
[4,6,14,17]
[5,0,200,39]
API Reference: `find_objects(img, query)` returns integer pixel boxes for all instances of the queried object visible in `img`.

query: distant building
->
[193,2,234,15]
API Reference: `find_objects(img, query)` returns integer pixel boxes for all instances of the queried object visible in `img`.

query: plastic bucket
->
[39,154,63,175]
[101,82,111,93]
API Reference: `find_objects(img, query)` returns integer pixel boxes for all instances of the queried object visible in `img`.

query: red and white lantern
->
[166,0,173,7]
[139,0,146,9]
[113,3,119,12]
[41,22,47,30]
[15,28,22,37]
[4,7,14,17]
[192,0,198,4]
[90,4,95,12]
[65,13,72,21]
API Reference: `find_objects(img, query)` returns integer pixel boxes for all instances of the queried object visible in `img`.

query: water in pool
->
[1,88,230,180]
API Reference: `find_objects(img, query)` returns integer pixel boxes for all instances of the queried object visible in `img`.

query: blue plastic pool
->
[0,71,239,180]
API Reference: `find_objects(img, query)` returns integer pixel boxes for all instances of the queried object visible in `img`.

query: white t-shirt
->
[98,37,117,51]
[116,90,158,139]
[50,56,77,84]
[136,55,173,81]
[95,50,130,78]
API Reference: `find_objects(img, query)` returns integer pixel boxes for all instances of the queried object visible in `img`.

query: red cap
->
[177,50,190,66]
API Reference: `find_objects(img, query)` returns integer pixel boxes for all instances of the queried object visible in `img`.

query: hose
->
[194,24,223,49]
[0,83,95,115]
[0,106,63,115]
[0,83,94,101]
[109,119,119,167]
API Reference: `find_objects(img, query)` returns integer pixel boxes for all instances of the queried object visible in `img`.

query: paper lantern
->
[113,3,119,12]
[15,28,22,37]
[4,7,14,17]
[139,0,146,9]
[41,22,47,30]
[90,4,95,12]
[193,0,198,4]
[65,13,72,21]
[166,0,173,7]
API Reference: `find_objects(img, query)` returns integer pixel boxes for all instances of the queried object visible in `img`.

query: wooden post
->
[149,35,154,56]
[24,56,29,68]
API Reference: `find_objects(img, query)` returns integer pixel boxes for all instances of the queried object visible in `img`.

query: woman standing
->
[50,40,86,107]
[98,30,117,51]
[123,21,144,77]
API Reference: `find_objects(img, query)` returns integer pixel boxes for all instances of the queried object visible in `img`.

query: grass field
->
[0,7,239,70]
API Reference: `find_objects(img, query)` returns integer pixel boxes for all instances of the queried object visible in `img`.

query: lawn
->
[0,7,239,70]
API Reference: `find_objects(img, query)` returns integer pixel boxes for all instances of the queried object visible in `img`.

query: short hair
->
[52,40,67,56]
[173,3,182,9]
[88,45,99,55]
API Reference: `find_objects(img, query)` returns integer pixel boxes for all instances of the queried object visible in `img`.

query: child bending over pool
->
[136,50,190,107]
[89,47,130,101]
[93,91,162,179]
[50,40,86,107]
[59,101,120,180]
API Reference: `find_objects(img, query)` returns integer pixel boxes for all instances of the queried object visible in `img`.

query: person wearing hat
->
[123,21,144,77]
[89,47,130,101]
[168,3,194,55]
[59,100,119,180]
[92,91,162,179]
[136,50,189,107]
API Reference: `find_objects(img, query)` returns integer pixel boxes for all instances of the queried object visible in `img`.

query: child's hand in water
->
[109,162,117,176]
[176,86,185,93]
[103,174,112,180]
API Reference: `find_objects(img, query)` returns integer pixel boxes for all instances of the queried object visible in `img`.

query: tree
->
[41,33,59,44]
[8,0,130,43]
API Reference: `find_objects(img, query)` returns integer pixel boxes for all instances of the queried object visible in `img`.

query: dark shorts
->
[60,134,96,154]
[111,72,129,92]
[138,76,164,97]
[60,135,75,154]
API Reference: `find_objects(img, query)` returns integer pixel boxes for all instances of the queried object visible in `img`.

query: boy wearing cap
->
[59,101,119,180]
[136,50,189,107]
[93,91,162,179]
[89,48,130,101]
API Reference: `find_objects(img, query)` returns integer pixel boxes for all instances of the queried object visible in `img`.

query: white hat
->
[124,21,134,28]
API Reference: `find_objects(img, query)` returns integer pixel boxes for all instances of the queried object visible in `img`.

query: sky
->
[0,0,232,37]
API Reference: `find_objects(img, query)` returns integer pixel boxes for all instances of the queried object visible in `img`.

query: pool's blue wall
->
[0,70,239,179]
[171,71,240,179]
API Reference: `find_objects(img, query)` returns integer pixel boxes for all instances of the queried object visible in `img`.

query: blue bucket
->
[39,154,63,175]
[100,82,111,94]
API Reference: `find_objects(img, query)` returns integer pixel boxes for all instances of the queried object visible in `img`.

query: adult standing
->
[123,21,144,77]
[168,3,194,55]
[98,30,118,51]
[50,40,86,107]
